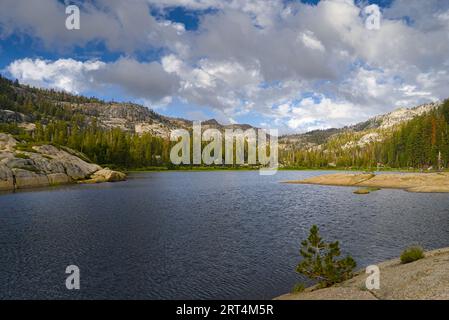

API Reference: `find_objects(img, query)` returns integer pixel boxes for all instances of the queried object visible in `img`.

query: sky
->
[1,0,449,133]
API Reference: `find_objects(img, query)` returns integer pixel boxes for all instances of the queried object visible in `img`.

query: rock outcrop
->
[82,168,127,184]
[0,109,31,123]
[56,103,258,138]
[279,102,441,153]
[284,172,449,193]
[276,247,449,300]
[0,133,126,192]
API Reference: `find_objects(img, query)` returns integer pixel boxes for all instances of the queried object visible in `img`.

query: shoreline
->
[283,172,449,193]
[126,167,448,173]
[0,133,126,193]
[4,162,449,194]
[275,247,449,300]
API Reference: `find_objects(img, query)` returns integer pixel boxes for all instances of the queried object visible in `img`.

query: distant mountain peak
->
[373,101,441,130]
[202,119,220,125]
[280,100,443,151]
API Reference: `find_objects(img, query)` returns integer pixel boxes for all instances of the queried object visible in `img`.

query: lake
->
[1,170,449,299]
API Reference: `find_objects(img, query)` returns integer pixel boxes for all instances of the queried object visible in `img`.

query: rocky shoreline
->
[276,247,449,300]
[284,172,449,193]
[0,133,126,192]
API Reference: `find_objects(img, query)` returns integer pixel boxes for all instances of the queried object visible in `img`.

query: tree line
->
[281,100,449,170]
[2,73,449,170]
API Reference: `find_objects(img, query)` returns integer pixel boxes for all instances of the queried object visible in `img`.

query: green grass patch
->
[292,283,306,294]
[400,246,425,264]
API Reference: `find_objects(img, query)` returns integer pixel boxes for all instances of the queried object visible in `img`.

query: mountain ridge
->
[279,101,441,152]
[0,75,440,145]
[1,74,446,170]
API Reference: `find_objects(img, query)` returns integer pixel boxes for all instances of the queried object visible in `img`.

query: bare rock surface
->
[12,168,49,189]
[0,162,14,191]
[83,168,127,183]
[0,133,17,152]
[276,247,449,300]
[0,133,125,192]
[284,172,449,193]
[285,173,375,186]
[0,109,30,124]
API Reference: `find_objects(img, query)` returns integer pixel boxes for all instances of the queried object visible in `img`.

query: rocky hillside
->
[2,74,446,170]
[58,102,258,137]
[1,74,439,149]
[0,77,258,138]
[0,133,125,192]
[363,102,441,130]
[279,102,441,152]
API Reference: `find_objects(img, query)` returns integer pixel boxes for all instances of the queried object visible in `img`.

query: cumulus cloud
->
[7,58,179,104]
[93,58,180,101]
[6,58,104,93]
[0,0,184,53]
[289,97,370,131]
[3,0,449,132]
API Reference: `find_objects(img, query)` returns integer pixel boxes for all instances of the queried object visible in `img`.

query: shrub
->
[296,225,356,288]
[16,143,36,153]
[15,152,30,159]
[400,246,424,264]
[292,283,305,294]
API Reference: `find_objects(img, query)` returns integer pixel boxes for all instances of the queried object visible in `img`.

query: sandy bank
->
[276,247,449,300]
[284,172,449,193]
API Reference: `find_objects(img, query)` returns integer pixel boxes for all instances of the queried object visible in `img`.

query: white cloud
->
[3,0,449,133]
[0,0,184,53]
[284,97,367,132]
[93,57,180,101]
[7,58,179,104]
[6,58,104,93]
[300,31,325,52]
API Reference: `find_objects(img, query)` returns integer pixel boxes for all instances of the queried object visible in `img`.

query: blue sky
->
[1,0,448,133]
[0,0,393,67]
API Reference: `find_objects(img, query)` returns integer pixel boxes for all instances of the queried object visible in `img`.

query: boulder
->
[64,161,100,180]
[88,168,127,183]
[353,188,371,195]
[0,109,29,123]
[353,187,380,195]
[0,133,18,152]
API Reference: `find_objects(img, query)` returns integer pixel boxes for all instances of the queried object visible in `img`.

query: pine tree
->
[296,225,356,288]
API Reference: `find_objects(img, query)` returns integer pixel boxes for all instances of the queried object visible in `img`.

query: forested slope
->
[1,74,448,170]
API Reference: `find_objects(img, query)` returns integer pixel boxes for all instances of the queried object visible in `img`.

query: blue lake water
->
[1,170,449,299]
